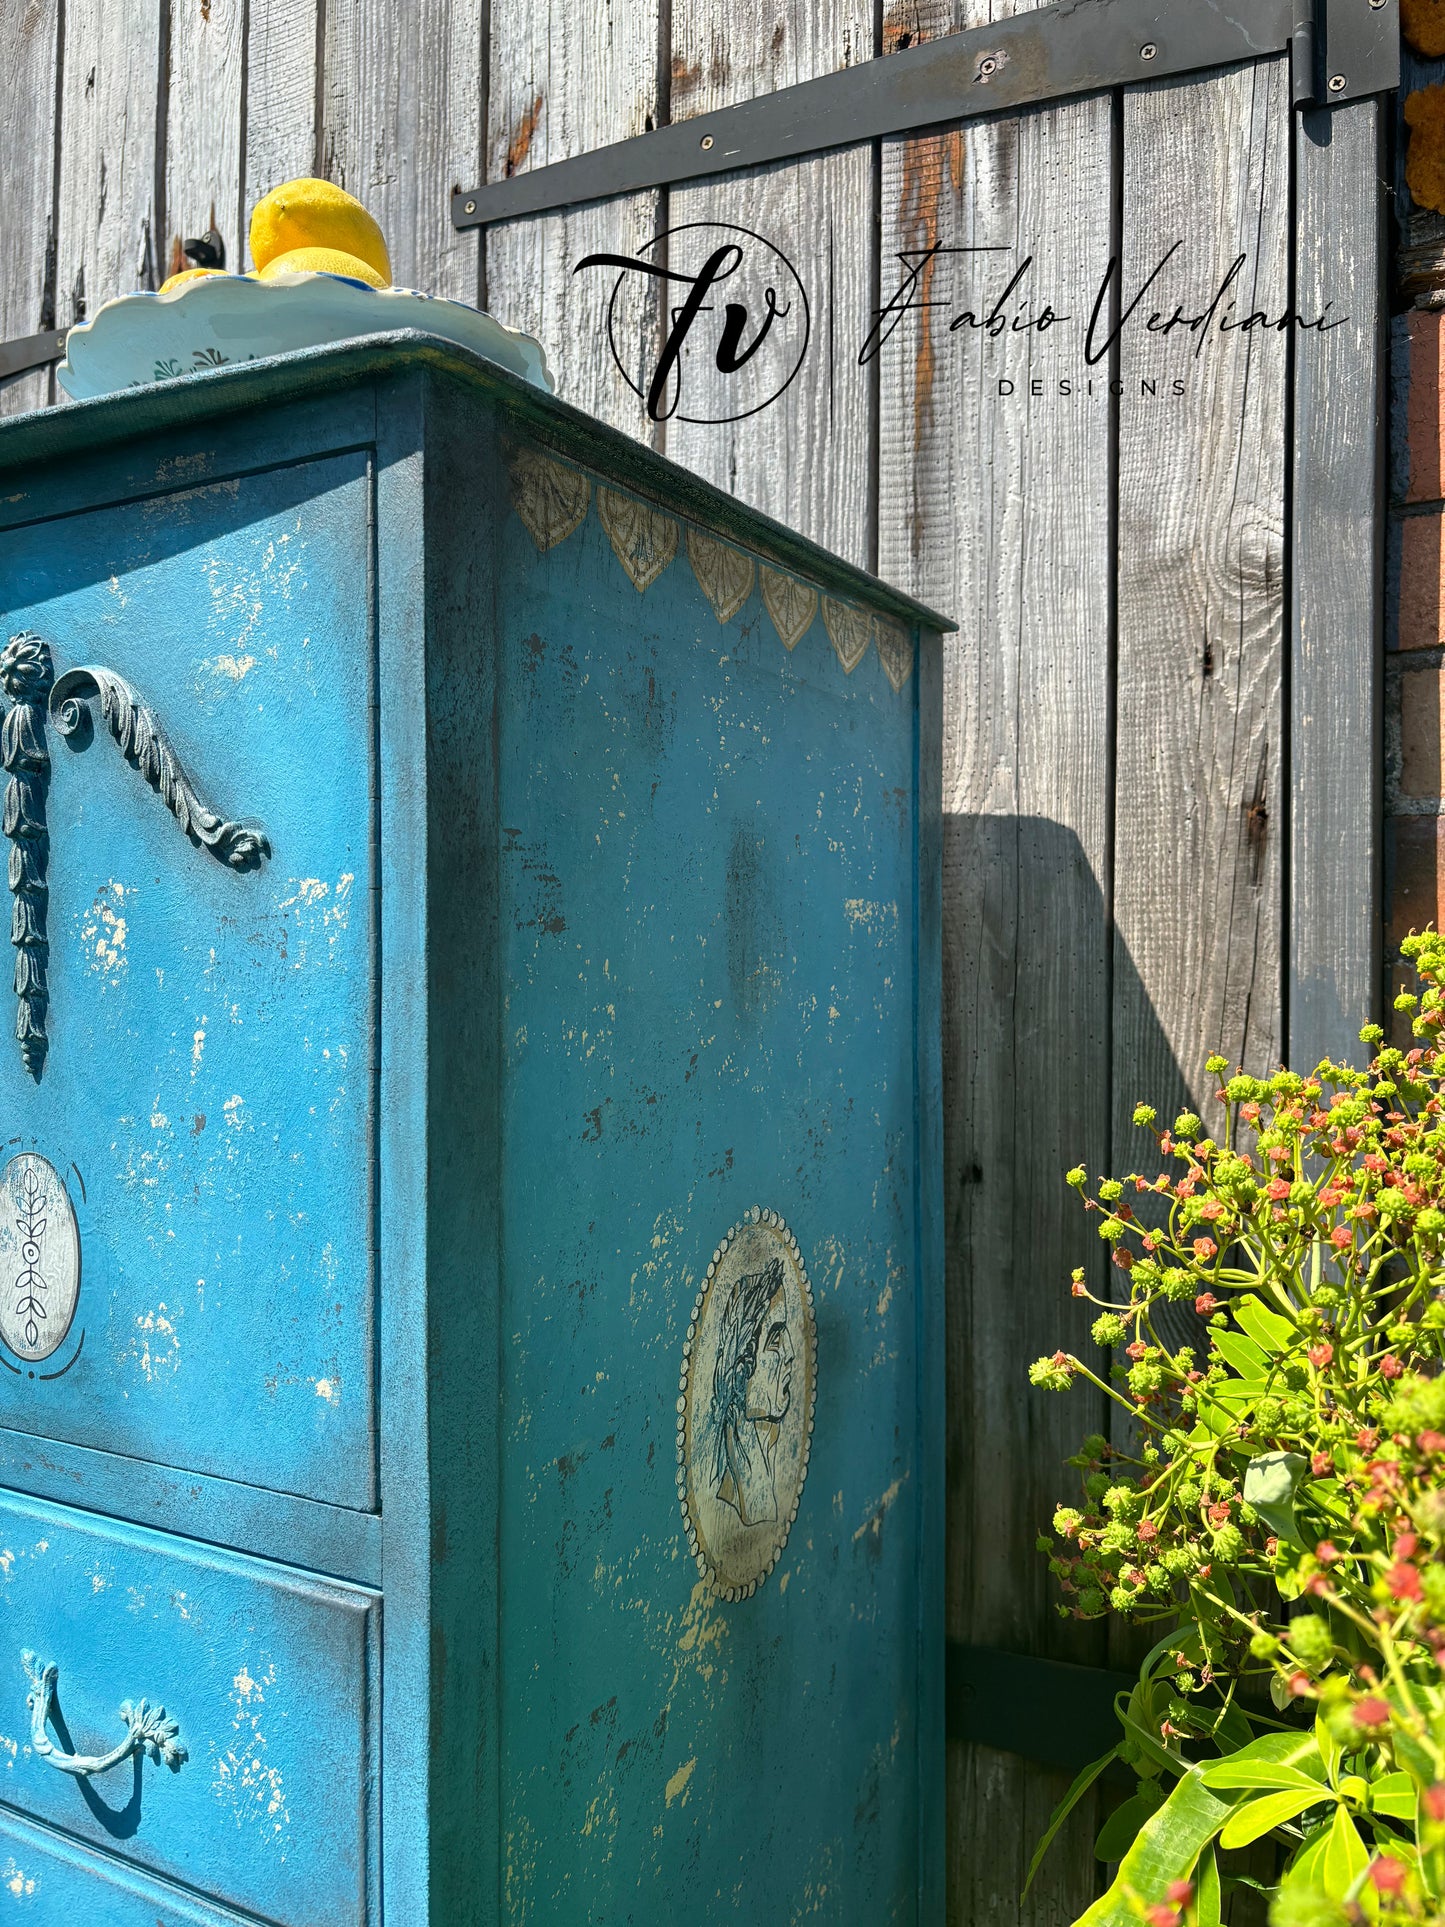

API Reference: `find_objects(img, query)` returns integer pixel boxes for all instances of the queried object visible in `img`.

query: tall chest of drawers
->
[0,336,945,1924]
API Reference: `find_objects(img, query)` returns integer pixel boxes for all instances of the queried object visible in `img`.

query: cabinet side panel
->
[494,457,924,1921]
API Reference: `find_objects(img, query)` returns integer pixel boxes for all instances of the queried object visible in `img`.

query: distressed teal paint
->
[0,454,377,1510]
[0,341,945,1923]
[0,1490,379,1924]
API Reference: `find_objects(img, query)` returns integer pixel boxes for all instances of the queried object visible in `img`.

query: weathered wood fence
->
[0,1,1386,1918]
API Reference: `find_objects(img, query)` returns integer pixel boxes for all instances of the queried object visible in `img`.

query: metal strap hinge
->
[452,0,1399,230]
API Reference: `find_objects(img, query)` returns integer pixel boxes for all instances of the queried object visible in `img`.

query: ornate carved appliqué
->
[677,1207,817,1602]
[686,528,755,624]
[50,666,271,871]
[598,487,679,592]
[0,1153,80,1365]
[0,630,271,1077]
[0,634,54,1078]
[760,567,817,652]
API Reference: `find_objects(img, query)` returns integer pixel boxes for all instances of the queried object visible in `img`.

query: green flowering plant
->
[1029,932,1445,1926]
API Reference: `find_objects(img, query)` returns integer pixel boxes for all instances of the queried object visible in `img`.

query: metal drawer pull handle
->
[23,1650,188,1778]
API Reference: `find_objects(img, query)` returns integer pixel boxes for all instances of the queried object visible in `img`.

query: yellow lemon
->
[157,266,226,294]
[249,179,391,283]
[254,246,389,289]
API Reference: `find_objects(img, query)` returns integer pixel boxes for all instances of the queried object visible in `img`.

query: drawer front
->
[0,453,377,1509]
[2,1807,255,1924]
[0,1485,378,1923]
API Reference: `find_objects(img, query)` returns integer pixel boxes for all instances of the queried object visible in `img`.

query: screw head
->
[463,200,476,215]
[1368,0,1386,8]
[979,55,998,76]
[1140,42,1157,59]
[700,134,714,150]
[1328,72,1347,91]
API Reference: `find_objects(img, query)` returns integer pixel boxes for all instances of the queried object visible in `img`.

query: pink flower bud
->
[1368,1856,1407,1896]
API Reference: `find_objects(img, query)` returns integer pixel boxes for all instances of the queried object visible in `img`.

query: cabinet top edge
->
[0,330,954,633]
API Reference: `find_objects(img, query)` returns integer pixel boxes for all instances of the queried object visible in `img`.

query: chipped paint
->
[78,882,130,980]
[3,1860,35,1899]
[131,1301,182,1381]
[853,1475,909,1545]
[663,1755,696,1807]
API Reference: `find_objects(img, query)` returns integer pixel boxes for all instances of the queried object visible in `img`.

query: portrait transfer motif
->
[677,1206,817,1600]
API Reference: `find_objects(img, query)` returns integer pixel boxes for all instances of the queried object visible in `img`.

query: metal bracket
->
[0,329,67,388]
[452,0,1398,230]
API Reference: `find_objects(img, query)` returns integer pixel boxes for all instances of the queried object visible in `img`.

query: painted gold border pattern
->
[506,442,912,691]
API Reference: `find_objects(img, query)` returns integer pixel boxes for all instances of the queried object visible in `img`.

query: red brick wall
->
[1390,308,1445,1018]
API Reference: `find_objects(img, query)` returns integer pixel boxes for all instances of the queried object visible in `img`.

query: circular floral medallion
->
[676,1207,817,1601]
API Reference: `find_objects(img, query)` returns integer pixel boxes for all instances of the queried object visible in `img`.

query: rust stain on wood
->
[895,128,963,493]
[670,53,702,98]
[506,92,544,178]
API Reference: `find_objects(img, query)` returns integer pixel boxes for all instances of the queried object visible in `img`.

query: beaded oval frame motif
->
[0,1153,81,1364]
[676,1207,817,1601]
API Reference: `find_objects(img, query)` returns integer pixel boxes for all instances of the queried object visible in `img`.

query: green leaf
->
[1209,1700,1257,1754]
[1198,1731,1328,1792]
[1244,1449,1309,1544]
[1286,1805,1369,1895]
[1114,1700,1188,1783]
[1195,1843,1222,1927]
[1232,1295,1297,1355]
[1075,1769,1237,1927]
[1219,1786,1331,1849]
[1095,1791,1163,1863]
[1314,1714,1341,1787]
[1369,1772,1419,1823]
[1212,1329,1270,1378]
[1022,1746,1121,1900]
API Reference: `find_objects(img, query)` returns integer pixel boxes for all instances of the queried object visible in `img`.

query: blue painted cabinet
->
[0,338,945,1924]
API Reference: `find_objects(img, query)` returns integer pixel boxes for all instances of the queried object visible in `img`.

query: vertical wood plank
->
[322,0,485,303]
[1292,101,1385,1068]
[0,0,62,416]
[243,0,322,250]
[164,0,245,273]
[1114,61,1290,1149]
[55,0,164,326]
[483,5,662,439]
[665,1,874,565]
[876,3,1116,1908]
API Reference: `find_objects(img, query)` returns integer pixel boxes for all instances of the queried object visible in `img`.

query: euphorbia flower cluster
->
[1028,932,1445,1924]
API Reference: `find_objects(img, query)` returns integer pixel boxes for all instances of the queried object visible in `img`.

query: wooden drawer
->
[0,452,377,1510]
[0,1490,379,1926]
[2,1807,256,1924]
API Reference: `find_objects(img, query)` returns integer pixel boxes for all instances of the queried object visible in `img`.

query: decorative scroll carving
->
[822,596,872,674]
[598,487,678,592]
[50,667,271,872]
[686,528,755,624]
[24,1651,188,1777]
[510,445,590,553]
[1,633,53,1079]
[873,617,915,693]
[760,568,817,652]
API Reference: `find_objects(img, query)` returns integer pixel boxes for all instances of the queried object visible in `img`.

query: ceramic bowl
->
[57,271,553,402]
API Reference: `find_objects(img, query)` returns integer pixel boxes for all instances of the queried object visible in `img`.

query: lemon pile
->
[158,179,392,294]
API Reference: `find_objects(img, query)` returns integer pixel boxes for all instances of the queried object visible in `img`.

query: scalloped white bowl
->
[57,271,553,402]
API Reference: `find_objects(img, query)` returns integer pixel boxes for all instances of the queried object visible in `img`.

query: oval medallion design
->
[677,1207,817,1601]
[0,1154,81,1363]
